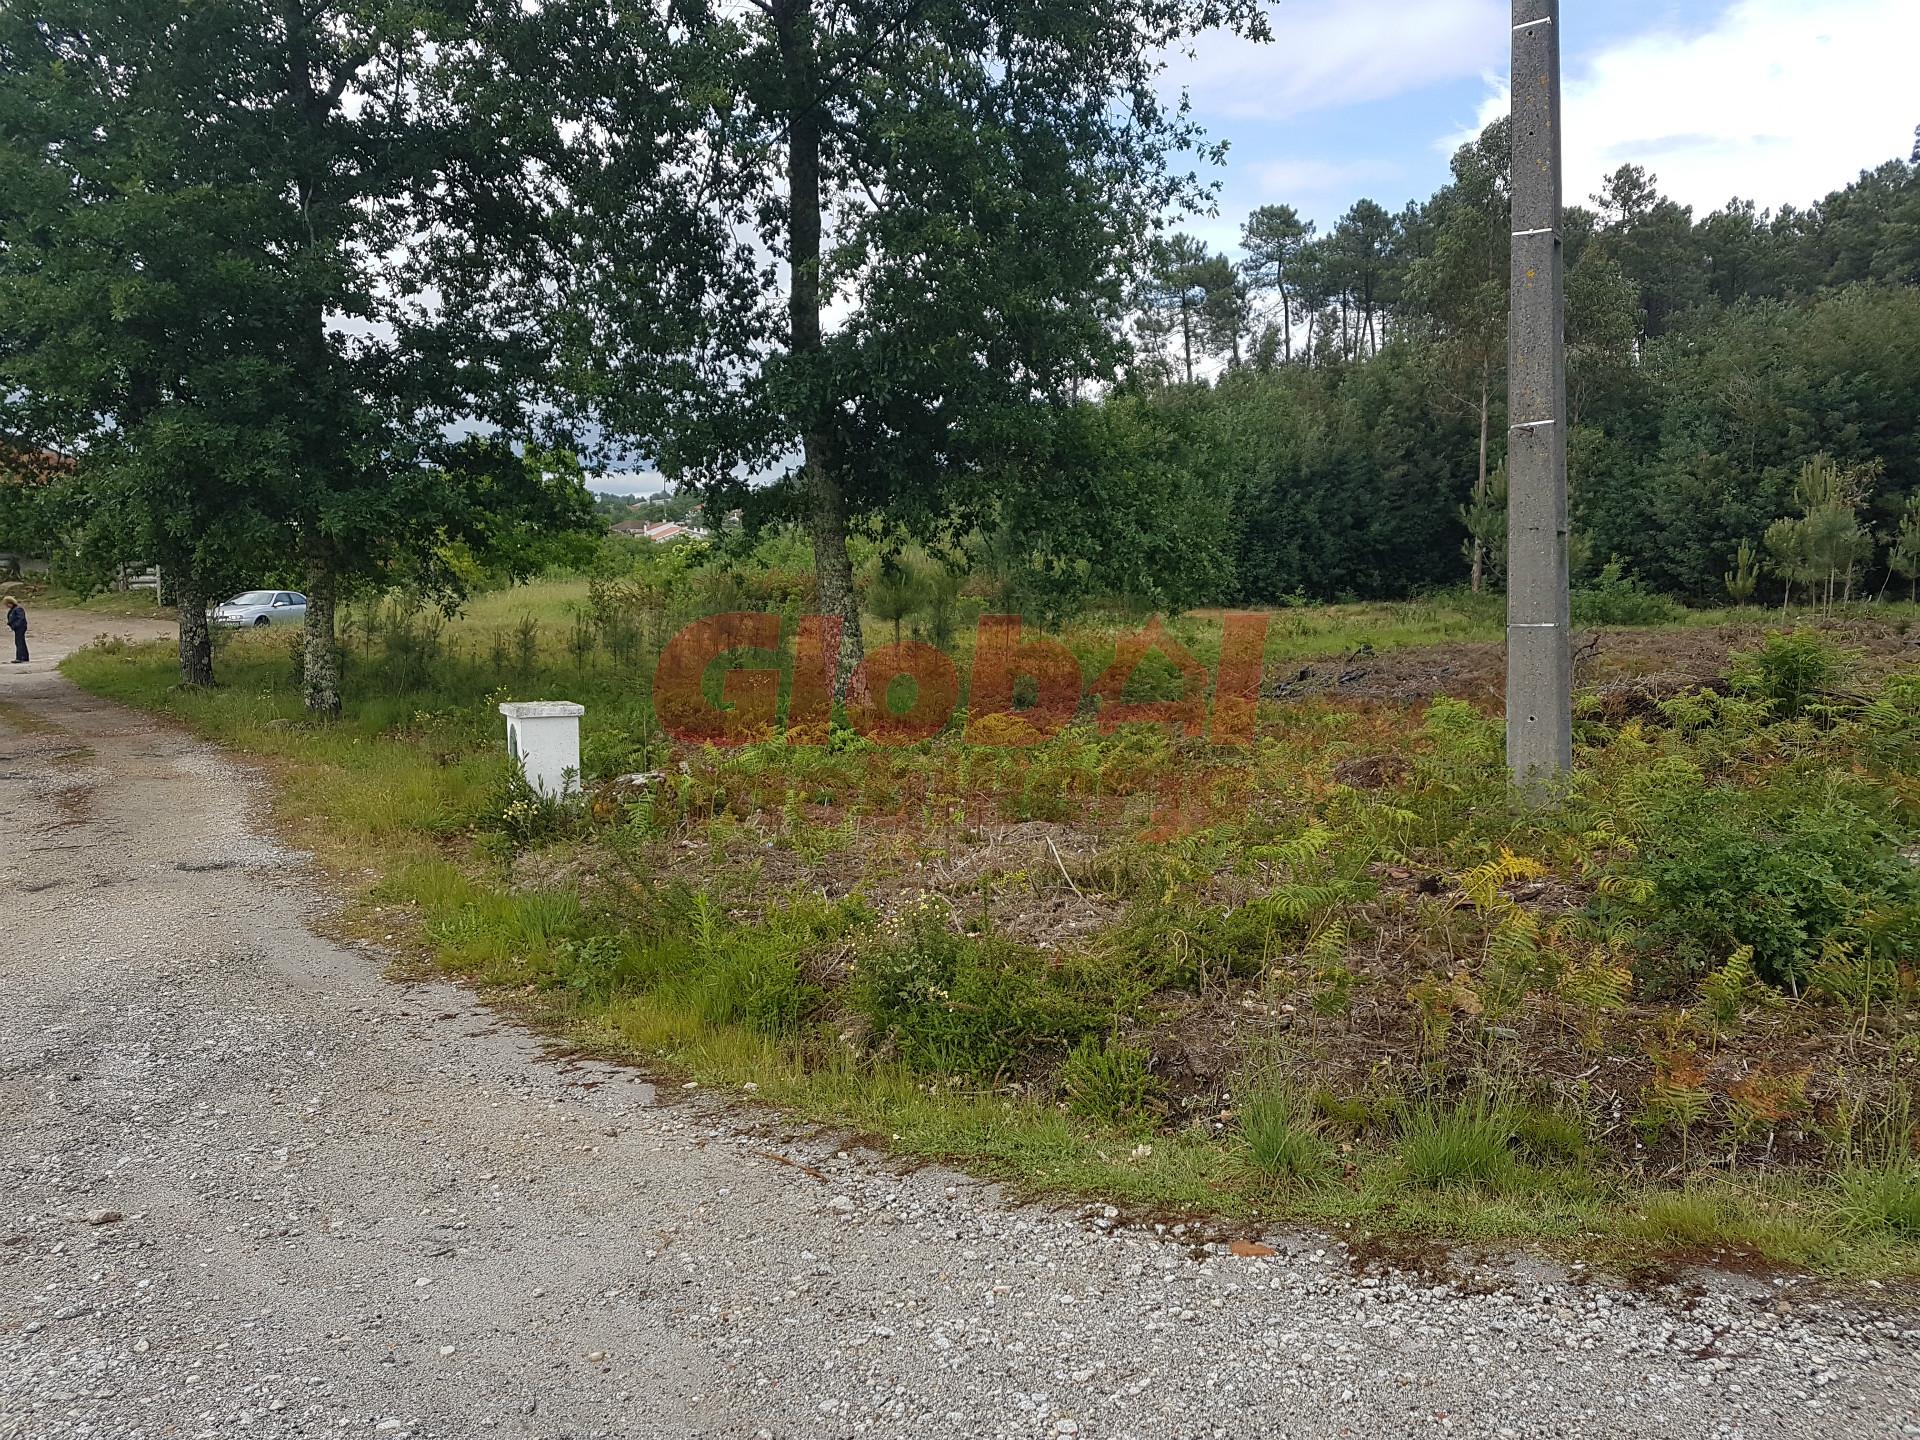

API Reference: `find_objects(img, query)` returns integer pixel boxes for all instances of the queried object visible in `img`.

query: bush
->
[851,901,1096,1077]
[1059,1037,1161,1122]
[1571,560,1685,627]
[1611,770,1920,990]
[1240,1084,1333,1183]
[1729,629,1855,718]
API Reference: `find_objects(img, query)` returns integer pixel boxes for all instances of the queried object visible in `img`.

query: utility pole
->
[1505,0,1573,787]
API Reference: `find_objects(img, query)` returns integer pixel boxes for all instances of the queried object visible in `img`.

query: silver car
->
[213,589,308,628]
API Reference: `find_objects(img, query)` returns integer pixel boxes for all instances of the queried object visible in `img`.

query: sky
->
[1173,0,1920,255]
[593,0,1919,494]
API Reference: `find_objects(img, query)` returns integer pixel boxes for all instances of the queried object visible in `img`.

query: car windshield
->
[227,591,277,607]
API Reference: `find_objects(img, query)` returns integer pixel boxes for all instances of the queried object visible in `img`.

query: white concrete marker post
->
[499,701,585,799]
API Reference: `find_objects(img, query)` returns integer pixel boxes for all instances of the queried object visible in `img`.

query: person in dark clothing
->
[5,597,26,664]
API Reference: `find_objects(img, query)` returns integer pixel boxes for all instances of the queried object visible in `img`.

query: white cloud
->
[1462,0,1920,214]
[1248,157,1402,200]
[590,469,671,497]
[1172,0,1505,120]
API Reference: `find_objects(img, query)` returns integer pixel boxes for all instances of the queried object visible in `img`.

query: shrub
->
[485,768,583,852]
[1571,560,1685,627]
[554,934,635,1002]
[1240,1084,1333,1183]
[1729,629,1855,718]
[1398,1094,1517,1189]
[1059,1037,1161,1122]
[1611,771,1920,989]
[851,901,1095,1077]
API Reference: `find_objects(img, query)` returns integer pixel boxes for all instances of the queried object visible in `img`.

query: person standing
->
[4,596,26,664]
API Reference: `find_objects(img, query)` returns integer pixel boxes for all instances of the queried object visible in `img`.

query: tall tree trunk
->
[1280,280,1292,363]
[303,548,342,718]
[173,564,214,688]
[1179,302,1194,384]
[287,2,344,718]
[1471,363,1491,594]
[780,0,862,697]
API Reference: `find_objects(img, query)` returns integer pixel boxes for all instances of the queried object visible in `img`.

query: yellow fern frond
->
[1459,848,1546,912]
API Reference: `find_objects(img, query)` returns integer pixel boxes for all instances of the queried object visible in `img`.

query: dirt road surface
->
[3,609,1918,1439]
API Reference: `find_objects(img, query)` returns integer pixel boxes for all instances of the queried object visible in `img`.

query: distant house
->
[0,446,74,574]
[609,516,697,543]
[0,445,75,486]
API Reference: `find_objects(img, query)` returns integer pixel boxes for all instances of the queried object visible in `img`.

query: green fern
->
[1557,957,1632,1048]
[1697,945,1779,1036]
[1459,848,1545,913]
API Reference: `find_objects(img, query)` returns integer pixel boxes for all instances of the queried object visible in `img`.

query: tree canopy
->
[0,0,596,702]
[431,0,1268,687]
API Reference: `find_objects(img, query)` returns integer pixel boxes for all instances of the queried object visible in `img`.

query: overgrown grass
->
[50,581,1920,1280]
[1239,1082,1334,1184]
[1398,1094,1519,1191]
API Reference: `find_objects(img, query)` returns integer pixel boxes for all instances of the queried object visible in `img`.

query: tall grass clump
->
[1398,1093,1517,1190]
[1832,1166,1920,1237]
[1239,1081,1333,1184]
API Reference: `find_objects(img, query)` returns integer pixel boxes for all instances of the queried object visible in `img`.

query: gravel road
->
[3,609,1919,1440]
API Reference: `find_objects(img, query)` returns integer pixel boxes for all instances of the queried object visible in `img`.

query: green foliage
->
[1610,770,1920,989]
[1729,629,1855,718]
[1833,1166,1920,1237]
[63,594,1920,1277]
[1458,465,1508,589]
[1397,1094,1518,1190]
[1724,539,1763,605]
[1059,1038,1161,1124]
[674,897,827,1038]
[1570,560,1685,626]
[1239,1083,1334,1183]
[1891,497,1920,604]
[1763,455,1881,612]
[851,901,1097,1078]
[1511,1106,1590,1165]
[993,394,1238,619]
[0,5,597,701]
[465,0,1272,686]
[486,769,583,854]
[1696,946,1782,1036]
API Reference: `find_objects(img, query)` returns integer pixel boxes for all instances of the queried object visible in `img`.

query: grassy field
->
[5,577,172,620]
[61,580,1920,1278]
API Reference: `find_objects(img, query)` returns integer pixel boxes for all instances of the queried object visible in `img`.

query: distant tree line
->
[4,0,1913,704]
[1120,124,1920,605]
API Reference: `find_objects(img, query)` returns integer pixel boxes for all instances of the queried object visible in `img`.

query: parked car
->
[213,590,308,628]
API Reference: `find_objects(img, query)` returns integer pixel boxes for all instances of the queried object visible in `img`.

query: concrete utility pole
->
[1505,0,1573,787]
